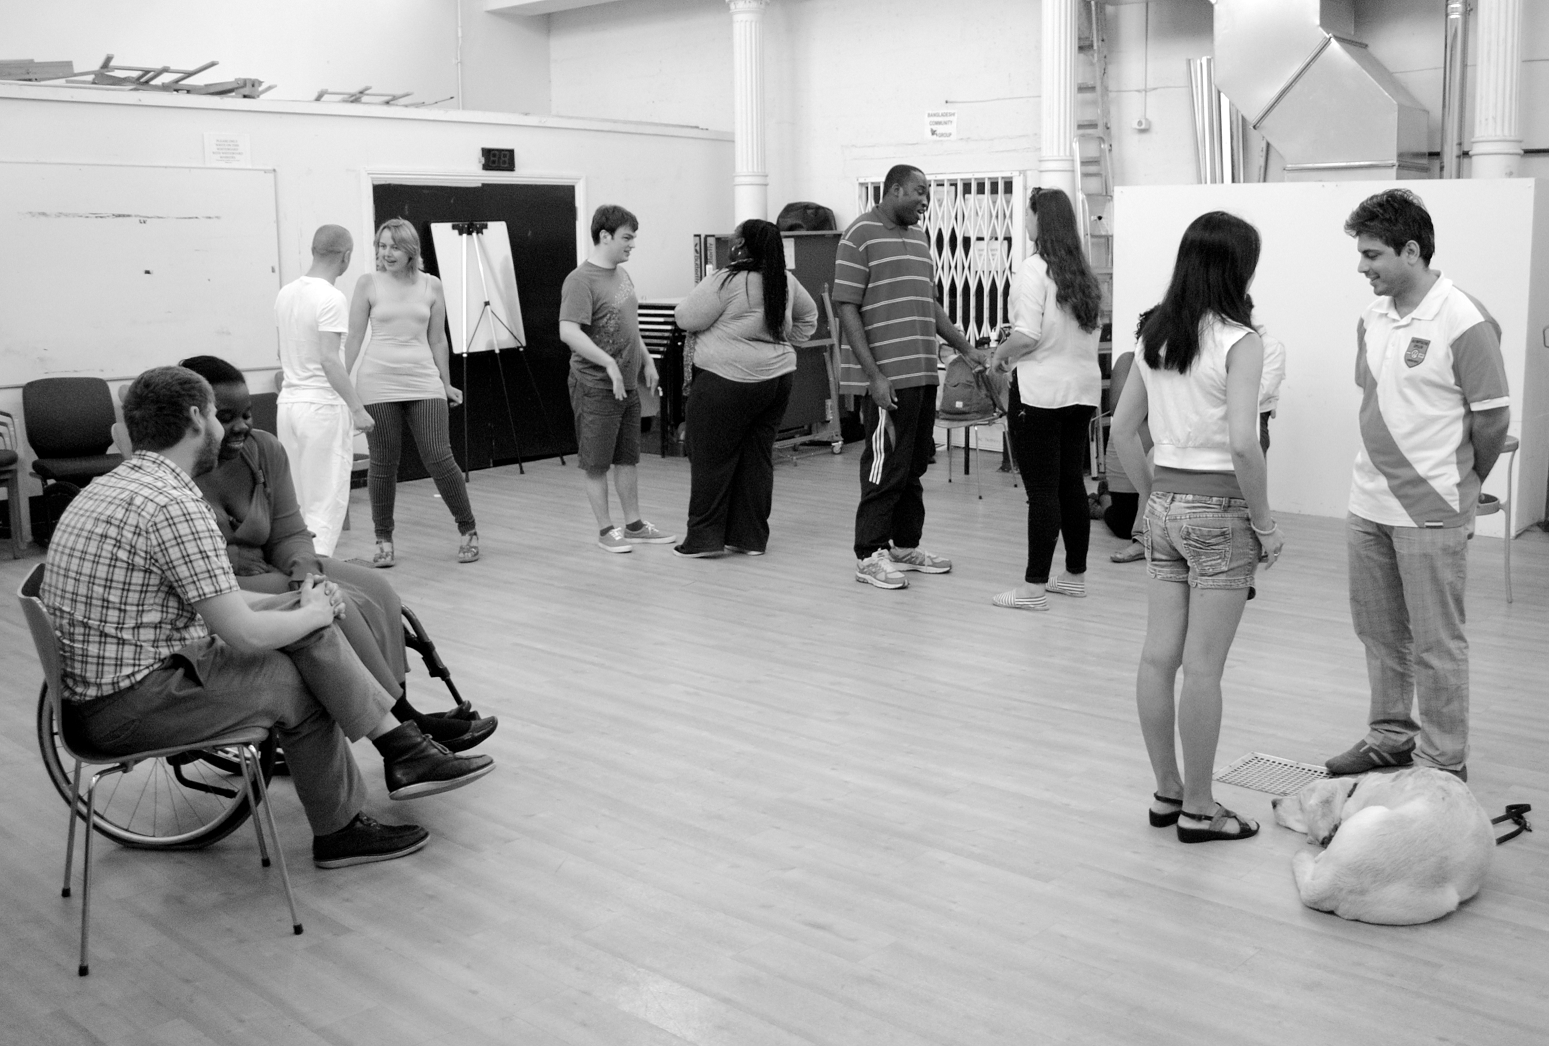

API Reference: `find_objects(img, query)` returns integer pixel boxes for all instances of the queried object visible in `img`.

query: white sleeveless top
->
[356,273,445,404]
[1136,315,1254,473]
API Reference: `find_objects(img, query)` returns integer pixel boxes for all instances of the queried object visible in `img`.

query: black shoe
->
[312,812,429,868]
[416,714,498,753]
[374,722,495,800]
[422,704,481,723]
[1325,739,1415,776]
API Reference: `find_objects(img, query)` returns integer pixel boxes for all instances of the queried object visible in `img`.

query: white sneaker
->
[855,549,908,589]
[886,545,952,574]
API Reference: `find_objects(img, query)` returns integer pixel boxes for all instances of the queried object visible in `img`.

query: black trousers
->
[1103,490,1140,539]
[854,383,936,560]
[682,369,793,554]
[1007,388,1093,584]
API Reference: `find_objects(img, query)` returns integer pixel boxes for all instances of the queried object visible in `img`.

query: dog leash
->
[1493,804,1532,845]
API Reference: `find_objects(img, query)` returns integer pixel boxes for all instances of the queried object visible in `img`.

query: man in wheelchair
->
[42,366,494,869]
[177,355,498,754]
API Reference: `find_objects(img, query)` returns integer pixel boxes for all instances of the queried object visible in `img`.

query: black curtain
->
[371,182,578,480]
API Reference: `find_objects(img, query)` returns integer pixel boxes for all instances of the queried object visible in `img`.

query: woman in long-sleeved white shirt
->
[672,219,817,557]
[989,188,1104,611]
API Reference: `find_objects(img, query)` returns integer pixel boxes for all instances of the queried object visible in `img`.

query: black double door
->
[371,182,578,480]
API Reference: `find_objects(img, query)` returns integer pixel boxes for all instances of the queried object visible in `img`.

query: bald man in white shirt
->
[275,225,373,557]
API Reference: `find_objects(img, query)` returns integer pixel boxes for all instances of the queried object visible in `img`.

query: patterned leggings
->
[363,399,476,540]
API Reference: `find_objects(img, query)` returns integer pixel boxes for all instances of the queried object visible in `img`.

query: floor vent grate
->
[1213,753,1330,796]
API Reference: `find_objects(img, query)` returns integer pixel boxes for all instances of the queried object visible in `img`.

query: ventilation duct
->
[1211,0,1429,180]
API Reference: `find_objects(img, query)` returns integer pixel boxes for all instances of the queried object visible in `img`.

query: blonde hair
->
[374,218,423,274]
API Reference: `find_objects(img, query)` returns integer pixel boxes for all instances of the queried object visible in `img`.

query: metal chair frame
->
[0,409,26,557]
[17,564,302,975]
[1475,435,1521,603]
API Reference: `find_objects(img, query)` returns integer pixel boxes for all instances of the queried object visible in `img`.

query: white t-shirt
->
[275,276,350,404]
[1008,255,1102,409]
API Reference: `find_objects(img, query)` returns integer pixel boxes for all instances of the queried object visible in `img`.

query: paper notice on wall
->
[925,111,958,141]
[203,134,251,167]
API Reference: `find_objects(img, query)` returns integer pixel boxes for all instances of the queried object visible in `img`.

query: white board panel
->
[429,221,527,355]
[1112,179,1541,536]
[0,161,280,384]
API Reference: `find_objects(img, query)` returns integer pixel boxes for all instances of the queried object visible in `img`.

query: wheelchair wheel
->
[36,684,277,850]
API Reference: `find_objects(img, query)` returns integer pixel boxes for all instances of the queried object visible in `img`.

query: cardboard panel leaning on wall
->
[1112,179,1543,538]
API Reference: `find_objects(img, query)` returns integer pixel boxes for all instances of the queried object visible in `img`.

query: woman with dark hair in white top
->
[1110,211,1285,844]
[989,187,1104,611]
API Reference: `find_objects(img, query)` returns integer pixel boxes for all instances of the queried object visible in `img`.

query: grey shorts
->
[568,377,641,472]
[1143,492,1261,590]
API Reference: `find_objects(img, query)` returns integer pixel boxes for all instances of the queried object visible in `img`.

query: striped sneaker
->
[886,545,952,574]
[1047,575,1087,598]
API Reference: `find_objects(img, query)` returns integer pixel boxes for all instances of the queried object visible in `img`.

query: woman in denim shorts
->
[1110,212,1286,844]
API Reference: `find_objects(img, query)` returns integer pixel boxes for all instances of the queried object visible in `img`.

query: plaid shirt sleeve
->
[145,497,240,607]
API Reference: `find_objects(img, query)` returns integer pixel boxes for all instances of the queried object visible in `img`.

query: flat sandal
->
[1176,804,1259,843]
[457,531,480,564]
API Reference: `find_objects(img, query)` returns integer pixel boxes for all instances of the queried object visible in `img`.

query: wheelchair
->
[36,604,471,850]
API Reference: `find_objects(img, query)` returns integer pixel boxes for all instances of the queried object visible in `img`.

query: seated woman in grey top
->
[672,219,817,557]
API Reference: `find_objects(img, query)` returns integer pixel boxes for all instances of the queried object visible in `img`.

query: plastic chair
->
[0,410,26,556]
[21,378,123,488]
[1475,435,1520,603]
[17,564,302,976]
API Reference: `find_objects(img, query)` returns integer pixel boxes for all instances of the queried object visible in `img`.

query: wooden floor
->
[1,446,1545,1046]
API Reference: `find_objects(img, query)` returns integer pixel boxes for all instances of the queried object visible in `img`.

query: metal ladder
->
[1075,0,1115,477]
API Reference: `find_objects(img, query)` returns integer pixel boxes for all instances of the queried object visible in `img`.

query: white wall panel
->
[1113,179,1546,536]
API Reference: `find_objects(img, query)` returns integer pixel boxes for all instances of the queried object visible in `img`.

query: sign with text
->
[925,111,958,140]
[203,133,251,167]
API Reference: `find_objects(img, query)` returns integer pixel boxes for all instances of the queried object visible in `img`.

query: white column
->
[1471,0,1524,178]
[728,0,769,224]
[1038,0,1079,201]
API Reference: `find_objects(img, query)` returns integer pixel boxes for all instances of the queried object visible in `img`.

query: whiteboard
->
[0,162,281,385]
[429,221,526,354]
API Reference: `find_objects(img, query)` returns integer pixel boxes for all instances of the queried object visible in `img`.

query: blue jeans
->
[1347,513,1470,769]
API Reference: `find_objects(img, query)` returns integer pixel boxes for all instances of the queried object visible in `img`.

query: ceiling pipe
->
[1441,0,1470,178]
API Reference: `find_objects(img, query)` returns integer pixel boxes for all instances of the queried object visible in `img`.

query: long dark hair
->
[1030,188,1102,333]
[718,219,789,341]
[1140,211,1259,374]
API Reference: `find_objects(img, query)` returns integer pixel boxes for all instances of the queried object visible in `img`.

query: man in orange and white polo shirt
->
[1326,189,1511,782]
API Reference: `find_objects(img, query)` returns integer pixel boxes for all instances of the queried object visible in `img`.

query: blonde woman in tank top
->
[344,219,480,566]
[1110,211,1285,845]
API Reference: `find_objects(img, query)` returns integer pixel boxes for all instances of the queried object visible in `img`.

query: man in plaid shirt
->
[43,366,494,868]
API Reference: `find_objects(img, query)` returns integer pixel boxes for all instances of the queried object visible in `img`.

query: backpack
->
[938,355,1004,418]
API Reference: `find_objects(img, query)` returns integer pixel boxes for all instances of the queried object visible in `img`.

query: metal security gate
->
[858,172,1027,345]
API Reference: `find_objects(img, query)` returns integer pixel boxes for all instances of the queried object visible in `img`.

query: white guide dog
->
[1271,767,1494,925]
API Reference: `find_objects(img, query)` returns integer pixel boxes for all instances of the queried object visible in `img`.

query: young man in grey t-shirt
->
[558,205,676,552]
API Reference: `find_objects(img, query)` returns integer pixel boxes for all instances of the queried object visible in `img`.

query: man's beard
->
[192,428,222,477]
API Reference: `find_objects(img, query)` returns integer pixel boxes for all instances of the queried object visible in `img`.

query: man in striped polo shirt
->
[835,164,983,590]
[1327,189,1510,781]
